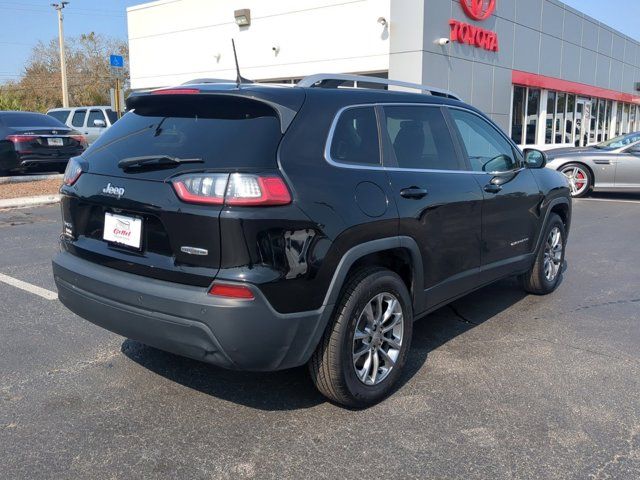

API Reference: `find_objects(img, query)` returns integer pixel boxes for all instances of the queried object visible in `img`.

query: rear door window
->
[71,110,87,128]
[329,107,380,166]
[105,109,118,124]
[383,105,462,170]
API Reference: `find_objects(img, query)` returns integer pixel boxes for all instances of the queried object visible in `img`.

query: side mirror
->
[523,148,547,169]
[93,119,106,128]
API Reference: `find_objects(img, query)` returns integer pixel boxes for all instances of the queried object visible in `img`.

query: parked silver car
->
[46,106,118,144]
[545,132,640,197]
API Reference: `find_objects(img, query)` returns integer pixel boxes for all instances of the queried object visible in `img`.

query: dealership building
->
[127,0,640,149]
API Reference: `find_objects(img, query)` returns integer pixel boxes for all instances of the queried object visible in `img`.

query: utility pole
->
[52,2,70,107]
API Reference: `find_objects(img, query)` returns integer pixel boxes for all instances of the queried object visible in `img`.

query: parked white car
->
[47,106,118,144]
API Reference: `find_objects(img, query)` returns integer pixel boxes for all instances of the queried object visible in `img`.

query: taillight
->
[171,173,291,206]
[70,134,88,148]
[63,157,83,186]
[208,283,255,300]
[6,134,37,152]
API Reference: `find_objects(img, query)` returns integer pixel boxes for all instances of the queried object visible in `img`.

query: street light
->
[51,1,70,108]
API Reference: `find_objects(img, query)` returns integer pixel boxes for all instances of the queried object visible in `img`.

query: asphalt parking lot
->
[1,195,639,479]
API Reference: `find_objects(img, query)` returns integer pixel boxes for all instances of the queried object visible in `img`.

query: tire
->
[559,163,592,198]
[309,267,413,408]
[522,213,566,295]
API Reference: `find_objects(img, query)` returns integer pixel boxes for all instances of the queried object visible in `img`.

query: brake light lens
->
[208,283,255,300]
[171,173,291,206]
[6,134,37,144]
[63,157,83,186]
[151,88,200,95]
[70,134,88,148]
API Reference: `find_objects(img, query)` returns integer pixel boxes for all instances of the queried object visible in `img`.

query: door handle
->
[400,187,428,199]
[483,183,502,194]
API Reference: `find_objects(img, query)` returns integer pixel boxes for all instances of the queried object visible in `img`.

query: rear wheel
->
[309,267,413,408]
[560,163,592,198]
[522,213,566,295]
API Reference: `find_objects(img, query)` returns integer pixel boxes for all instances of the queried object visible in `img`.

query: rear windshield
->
[47,110,70,123]
[84,95,282,171]
[1,112,66,128]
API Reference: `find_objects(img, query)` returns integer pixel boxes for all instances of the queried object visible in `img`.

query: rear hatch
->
[60,91,300,286]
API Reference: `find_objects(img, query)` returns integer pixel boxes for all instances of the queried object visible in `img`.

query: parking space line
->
[577,198,640,205]
[0,272,57,300]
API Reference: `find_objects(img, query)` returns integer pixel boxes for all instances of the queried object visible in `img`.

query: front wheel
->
[522,213,566,295]
[309,267,413,408]
[560,163,592,198]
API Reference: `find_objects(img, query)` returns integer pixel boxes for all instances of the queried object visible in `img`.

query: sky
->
[0,0,639,83]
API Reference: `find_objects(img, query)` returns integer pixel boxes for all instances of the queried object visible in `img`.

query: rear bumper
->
[52,251,328,371]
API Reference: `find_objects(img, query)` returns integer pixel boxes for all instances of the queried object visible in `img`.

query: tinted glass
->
[106,109,118,124]
[330,107,380,165]
[47,110,70,123]
[87,109,106,127]
[511,86,525,144]
[451,109,517,173]
[525,88,540,144]
[83,95,282,178]
[0,112,66,128]
[71,110,87,127]
[384,105,460,170]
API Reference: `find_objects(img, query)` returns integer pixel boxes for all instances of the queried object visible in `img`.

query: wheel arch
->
[533,197,571,255]
[321,237,425,314]
[557,161,595,188]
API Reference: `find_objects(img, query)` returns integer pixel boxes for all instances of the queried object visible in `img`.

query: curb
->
[0,174,64,185]
[0,194,61,209]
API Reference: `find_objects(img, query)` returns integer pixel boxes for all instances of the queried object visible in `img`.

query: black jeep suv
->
[52,75,571,407]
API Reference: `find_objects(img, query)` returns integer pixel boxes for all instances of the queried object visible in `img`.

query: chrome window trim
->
[324,102,521,175]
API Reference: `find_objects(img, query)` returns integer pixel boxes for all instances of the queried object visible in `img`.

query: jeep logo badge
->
[102,183,125,199]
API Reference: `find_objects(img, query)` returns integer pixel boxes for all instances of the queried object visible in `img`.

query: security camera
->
[377,17,387,27]
[435,37,450,46]
[272,45,280,55]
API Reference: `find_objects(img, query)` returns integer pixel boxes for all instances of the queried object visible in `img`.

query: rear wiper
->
[118,155,203,170]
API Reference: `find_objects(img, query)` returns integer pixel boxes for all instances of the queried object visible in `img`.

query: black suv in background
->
[52,75,571,407]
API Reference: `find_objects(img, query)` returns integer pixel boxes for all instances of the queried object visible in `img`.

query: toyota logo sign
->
[461,0,496,21]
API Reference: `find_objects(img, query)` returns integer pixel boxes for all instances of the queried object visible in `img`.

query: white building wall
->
[127,0,391,89]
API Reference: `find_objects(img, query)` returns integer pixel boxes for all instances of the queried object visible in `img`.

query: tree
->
[1,32,128,112]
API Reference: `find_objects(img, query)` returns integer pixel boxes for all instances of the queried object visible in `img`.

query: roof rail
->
[297,74,461,100]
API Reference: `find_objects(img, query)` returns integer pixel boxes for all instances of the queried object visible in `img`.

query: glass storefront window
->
[566,95,576,145]
[630,105,637,133]
[511,86,526,144]
[597,99,606,142]
[615,103,622,136]
[604,100,612,140]
[545,91,556,144]
[555,93,566,144]
[623,103,630,134]
[525,88,540,144]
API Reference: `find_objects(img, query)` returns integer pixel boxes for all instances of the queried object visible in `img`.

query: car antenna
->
[232,39,242,89]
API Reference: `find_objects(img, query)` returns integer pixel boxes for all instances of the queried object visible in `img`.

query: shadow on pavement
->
[122,277,529,411]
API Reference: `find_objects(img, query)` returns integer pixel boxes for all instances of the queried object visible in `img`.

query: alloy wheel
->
[352,292,404,386]
[561,166,589,196]
[543,226,563,282]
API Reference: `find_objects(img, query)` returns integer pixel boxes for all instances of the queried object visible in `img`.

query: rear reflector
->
[151,88,200,95]
[208,283,255,300]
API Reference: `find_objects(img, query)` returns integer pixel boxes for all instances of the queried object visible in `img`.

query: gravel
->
[0,178,63,200]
